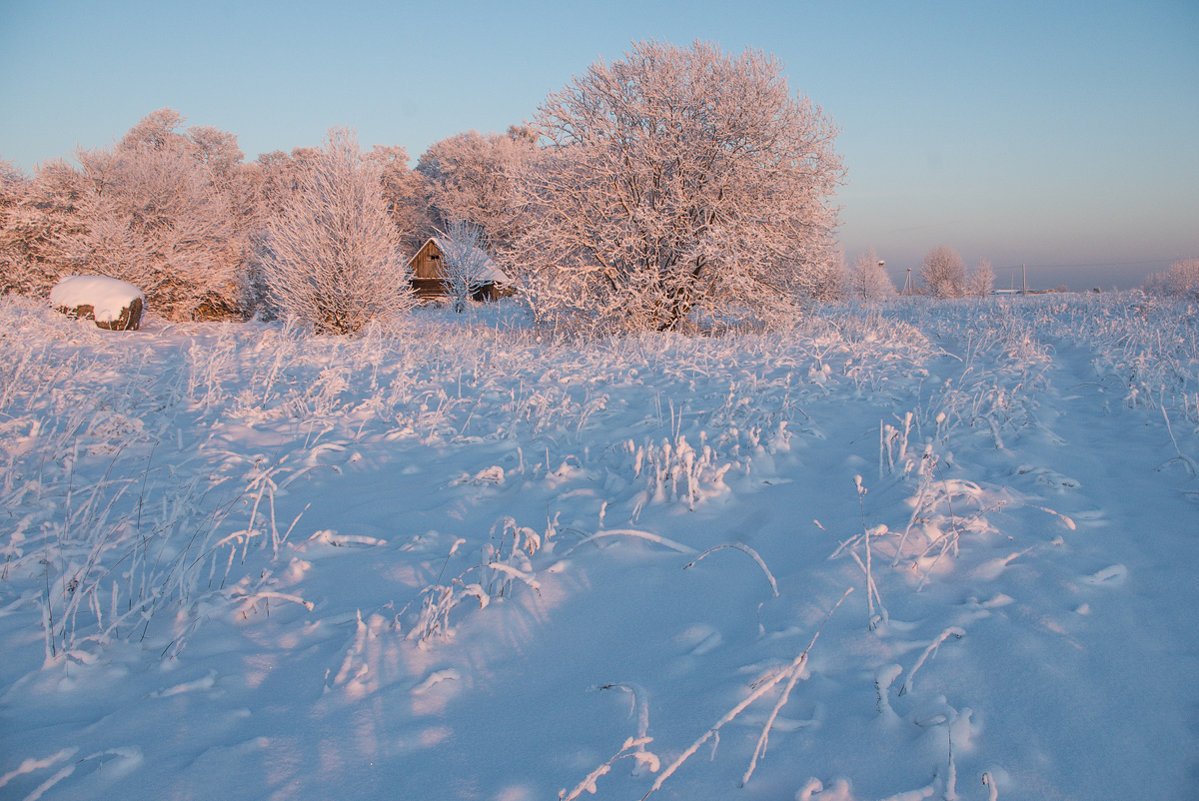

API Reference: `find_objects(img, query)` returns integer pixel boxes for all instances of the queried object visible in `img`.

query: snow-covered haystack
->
[50,275,145,330]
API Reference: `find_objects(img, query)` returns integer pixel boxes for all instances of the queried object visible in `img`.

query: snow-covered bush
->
[919,245,966,298]
[436,219,508,312]
[848,249,896,301]
[509,40,844,333]
[258,128,416,334]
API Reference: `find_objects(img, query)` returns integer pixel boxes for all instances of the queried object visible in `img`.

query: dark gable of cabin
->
[408,239,450,299]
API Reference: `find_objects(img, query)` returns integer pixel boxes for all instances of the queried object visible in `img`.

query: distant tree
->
[120,107,189,152]
[254,147,322,219]
[920,245,966,298]
[365,144,436,254]
[1165,258,1199,296]
[417,130,533,251]
[968,258,995,297]
[186,126,244,179]
[65,108,259,320]
[4,109,256,318]
[437,219,495,313]
[0,159,31,293]
[508,40,844,333]
[259,128,414,334]
[0,158,24,199]
[0,159,90,296]
[848,248,896,301]
[506,124,538,145]
[1144,258,1199,297]
[70,142,245,319]
[4,111,259,313]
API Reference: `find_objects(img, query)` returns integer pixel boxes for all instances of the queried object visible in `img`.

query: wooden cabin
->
[405,238,510,301]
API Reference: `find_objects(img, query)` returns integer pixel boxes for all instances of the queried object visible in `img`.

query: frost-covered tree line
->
[0,114,441,331]
[1,41,1000,333]
[1144,258,1199,298]
[1,110,256,320]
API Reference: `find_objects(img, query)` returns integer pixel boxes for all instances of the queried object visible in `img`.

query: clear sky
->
[3,0,1196,288]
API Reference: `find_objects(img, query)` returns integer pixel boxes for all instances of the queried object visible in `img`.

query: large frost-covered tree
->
[509,40,844,332]
[259,128,414,334]
[365,144,436,254]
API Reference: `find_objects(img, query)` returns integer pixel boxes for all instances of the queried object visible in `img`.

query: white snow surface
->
[49,275,144,322]
[1,294,1197,801]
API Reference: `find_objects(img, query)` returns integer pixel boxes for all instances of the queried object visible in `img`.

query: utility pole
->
[902,267,912,295]
[1022,264,1028,295]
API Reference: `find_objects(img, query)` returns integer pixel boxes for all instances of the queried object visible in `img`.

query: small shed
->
[405,238,510,301]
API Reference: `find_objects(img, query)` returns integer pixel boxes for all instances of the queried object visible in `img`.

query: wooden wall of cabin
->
[410,241,447,281]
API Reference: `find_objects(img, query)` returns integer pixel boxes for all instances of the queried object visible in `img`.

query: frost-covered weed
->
[837,439,1000,631]
[394,515,554,646]
[627,434,733,511]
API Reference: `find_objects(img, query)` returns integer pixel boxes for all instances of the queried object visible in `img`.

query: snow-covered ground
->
[1,294,1196,801]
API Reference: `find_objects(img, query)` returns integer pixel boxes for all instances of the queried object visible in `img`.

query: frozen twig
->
[560,736,657,801]
[565,528,697,556]
[683,543,779,597]
[900,626,965,696]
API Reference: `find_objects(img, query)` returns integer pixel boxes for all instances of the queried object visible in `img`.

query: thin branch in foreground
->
[641,587,853,799]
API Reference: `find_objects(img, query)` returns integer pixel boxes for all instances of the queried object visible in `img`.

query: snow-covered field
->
[1,294,1196,801]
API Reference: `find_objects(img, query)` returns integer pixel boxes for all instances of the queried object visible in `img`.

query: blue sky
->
[2,0,1196,288]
